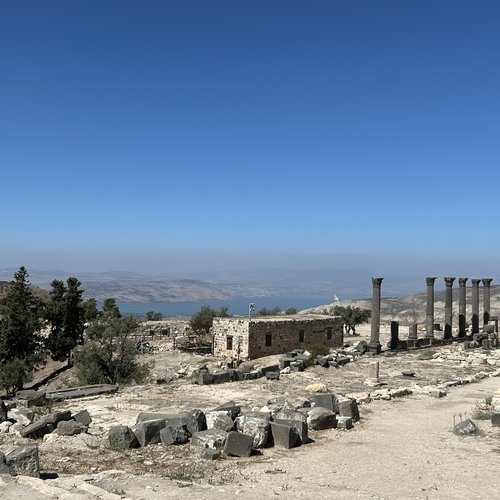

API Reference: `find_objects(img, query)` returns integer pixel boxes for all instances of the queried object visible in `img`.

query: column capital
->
[372,277,383,287]
[471,279,481,286]
[458,277,468,286]
[482,278,493,286]
[426,277,437,286]
[444,277,456,286]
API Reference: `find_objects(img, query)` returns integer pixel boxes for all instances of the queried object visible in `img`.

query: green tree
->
[0,267,43,394]
[146,311,163,321]
[73,315,149,385]
[102,298,121,318]
[257,306,281,316]
[285,307,297,315]
[44,277,85,365]
[82,298,99,323]
[330,305,371,335]
[190,305,230,333]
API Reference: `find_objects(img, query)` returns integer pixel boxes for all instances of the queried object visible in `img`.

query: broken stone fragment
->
[337,416,354,430]
[108,425,139,449]
[307,407,337,430]
[15,390,47,408]
[191,428,228,449]
[205,411,235,432]
[185,409,206,435]
[5,446,40,478]
[56,420,87,436]
[337,398,360,422]
[453,418,478,436]
[7,408,34,426]
[135,419,166,446]
[160,425,189,445]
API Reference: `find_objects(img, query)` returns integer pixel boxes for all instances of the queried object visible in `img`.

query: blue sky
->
[1,1,499,277]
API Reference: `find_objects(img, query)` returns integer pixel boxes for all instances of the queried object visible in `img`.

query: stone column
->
[425,277,437,339]
[368,277,383,354]
[408,323,418,340]
[389,321,399,349]
[471,279,481,334]
[482,278,493,325]
[444,277,455,340]
[458,278,468,337]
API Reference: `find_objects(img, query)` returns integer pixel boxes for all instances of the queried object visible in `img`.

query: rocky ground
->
[2,323,500,499]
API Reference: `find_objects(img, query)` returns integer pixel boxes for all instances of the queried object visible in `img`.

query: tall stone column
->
[444,277,455,339]
[425,277,437,339]
[471,279,481,334]
[368,277,383,354]
[482,278,493,325]
[458,278,468,337]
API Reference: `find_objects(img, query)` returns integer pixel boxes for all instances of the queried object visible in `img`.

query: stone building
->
[212,314,343,360]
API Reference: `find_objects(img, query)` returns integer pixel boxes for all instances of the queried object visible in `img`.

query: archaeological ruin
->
[212,314,343,359]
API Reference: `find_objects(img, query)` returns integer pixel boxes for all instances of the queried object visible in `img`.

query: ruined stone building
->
[212,314,343,360]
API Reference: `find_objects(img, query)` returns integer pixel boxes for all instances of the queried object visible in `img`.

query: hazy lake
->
[118,293,336,317]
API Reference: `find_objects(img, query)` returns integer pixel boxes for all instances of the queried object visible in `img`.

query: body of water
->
[118,293,334,317]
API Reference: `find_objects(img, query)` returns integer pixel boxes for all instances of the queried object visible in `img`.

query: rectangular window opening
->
[299,330,305,343]
[227,336,233,350]
[265,333,272,347]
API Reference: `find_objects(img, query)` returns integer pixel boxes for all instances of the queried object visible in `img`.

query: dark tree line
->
[0,266,148,395]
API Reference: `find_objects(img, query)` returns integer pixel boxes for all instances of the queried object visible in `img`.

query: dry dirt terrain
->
[2,324,500,499]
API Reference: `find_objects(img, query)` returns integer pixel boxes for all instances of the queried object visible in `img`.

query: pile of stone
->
[0,390,92,439]
[191,362,281,385]
[108,394,360,459]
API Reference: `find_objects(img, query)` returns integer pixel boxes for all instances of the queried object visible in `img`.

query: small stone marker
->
[365,361,380,386]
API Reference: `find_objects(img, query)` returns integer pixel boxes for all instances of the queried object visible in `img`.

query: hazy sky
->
[1,1,499,277]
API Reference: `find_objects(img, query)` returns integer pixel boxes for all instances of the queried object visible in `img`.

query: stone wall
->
[213,315,343,359]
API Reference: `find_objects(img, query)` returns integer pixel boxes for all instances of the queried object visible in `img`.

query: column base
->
[367,341,381,355]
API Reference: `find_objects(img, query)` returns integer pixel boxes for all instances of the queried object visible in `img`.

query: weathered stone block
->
[266,371,280,380]
[337,416,353,430]
[491,411,500,427]
[135,419,166,446]
[290,361,305,372]
[185,409,206,435]
[0,399,7,423]
[274,418,308,444]
[73,409,92,427]
[309,393,338,413]
[279,357,295,370]
[5,446,39,478]
[108,425,139,449]
[212,371,231,384]
[453,418,478,436]
[205,411,234,432]
[191,429,228,449]
[7,408,34,426]
[198,371,214,385]
[160,425,189,445]
[15,390,46,408]
[212,401,241,419]
[270,422,299,449]
[243,371,259,380]
[56,420,86,436]
[224,431,254,457]
[0,451,16,476]
[337,398,360,422]
[43,410,72,426]
[236,415,270,448]
[307,407,337,430]
[20,419,52,439]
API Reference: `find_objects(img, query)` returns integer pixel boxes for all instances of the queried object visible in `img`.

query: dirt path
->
[2,375,499,499]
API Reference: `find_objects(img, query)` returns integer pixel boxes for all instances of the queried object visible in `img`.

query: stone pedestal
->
[458,278,468,337]
[444,277,455,340]
[408,323,418,340]
[368,277,383,354]
[482,278,493,326]
[389,321,399,350]
[471,279,481,334]
[425,277,437,339]
[365,361,380,386]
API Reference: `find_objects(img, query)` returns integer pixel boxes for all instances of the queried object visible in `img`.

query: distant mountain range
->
[1,267,485,304]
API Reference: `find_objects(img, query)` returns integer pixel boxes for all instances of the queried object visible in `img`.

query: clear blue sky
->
[1,1,499,277]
